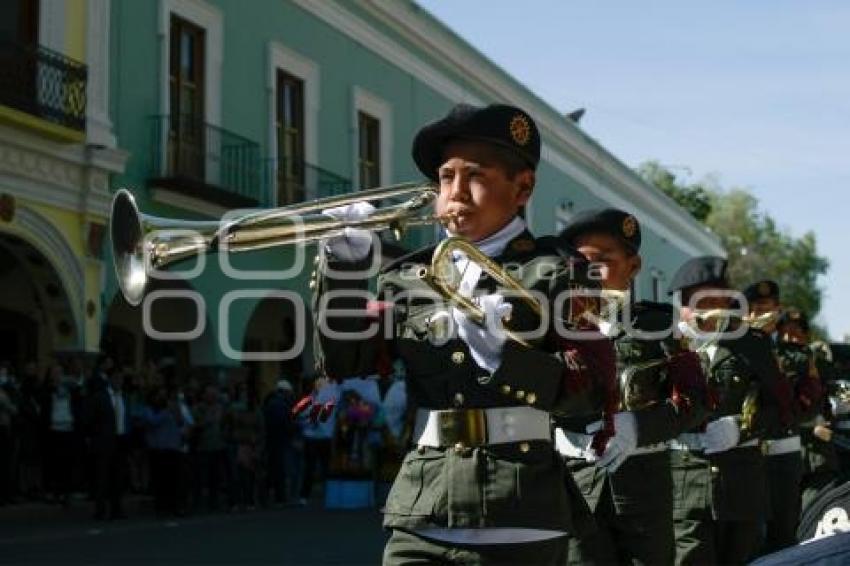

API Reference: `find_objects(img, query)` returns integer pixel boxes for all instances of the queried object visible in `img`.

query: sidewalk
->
[0,495,387,564]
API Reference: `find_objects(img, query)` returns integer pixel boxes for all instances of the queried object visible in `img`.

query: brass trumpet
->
[418,237,543,347]
[110,182,442,306]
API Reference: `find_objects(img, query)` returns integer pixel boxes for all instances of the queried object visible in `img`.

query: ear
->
[515,170,535,206]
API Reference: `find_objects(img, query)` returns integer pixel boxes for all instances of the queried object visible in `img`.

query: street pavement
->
[0,497,388,564]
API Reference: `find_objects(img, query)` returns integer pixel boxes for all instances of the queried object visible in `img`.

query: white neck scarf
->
[448,216,527,297]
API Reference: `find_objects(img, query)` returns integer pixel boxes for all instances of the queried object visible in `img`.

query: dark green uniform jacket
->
[568,301,709,514]
[312,230,615,536]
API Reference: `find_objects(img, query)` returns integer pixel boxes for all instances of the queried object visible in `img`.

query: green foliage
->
[638,161,830,333]
[636,161,713,222]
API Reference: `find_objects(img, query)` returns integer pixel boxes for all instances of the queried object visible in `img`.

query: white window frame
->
[554,201,575,234]
[157,0,223,181]
[267,42,320,205]
[352,87,392,189]
[651,269,664,302]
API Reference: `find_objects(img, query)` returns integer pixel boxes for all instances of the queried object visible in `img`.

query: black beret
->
[412,103,541,180]
[558,208,641,253]
[743,280,780,303]
[668,256,728,295]
[778,308,810,332]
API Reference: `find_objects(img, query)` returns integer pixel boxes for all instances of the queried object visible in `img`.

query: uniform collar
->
[447,216,527,258]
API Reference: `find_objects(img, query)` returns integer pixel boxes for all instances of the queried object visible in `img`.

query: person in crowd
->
[225,382,263,512]
[298,377,338,505]
[264,379,298,506]
[17,360,44,500]
[85,356,130,520]
[0,362,18,506]
[194,384,228,511]
[142,385,186,517]
[40,361,82,506]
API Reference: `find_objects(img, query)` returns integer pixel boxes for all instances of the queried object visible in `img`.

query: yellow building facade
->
[0,0,127,369]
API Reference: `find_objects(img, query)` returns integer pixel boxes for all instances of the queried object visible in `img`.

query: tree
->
[636,161,713,222]
[637,161,830,336]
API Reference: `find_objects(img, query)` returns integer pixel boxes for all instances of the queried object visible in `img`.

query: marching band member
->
[743,282,822,553]
[668,258,790,564]
[558,209,709,565]
[311,103,616,564]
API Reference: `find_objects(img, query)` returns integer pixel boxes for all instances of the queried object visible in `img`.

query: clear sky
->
[417,0,850,340]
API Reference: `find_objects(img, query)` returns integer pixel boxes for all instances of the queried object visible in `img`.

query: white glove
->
[451,294,512,374]
[703,415,740,454]
[321,202,375,261]
[596,412,638,473]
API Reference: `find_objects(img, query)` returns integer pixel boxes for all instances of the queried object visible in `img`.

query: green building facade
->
[104,0,723,391]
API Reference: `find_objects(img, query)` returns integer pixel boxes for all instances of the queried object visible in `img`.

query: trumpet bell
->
[110,189,147,307]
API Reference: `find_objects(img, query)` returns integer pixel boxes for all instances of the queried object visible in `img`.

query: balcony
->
[148,115,263,208]
[0,40,87,139]
[266,158,352,206]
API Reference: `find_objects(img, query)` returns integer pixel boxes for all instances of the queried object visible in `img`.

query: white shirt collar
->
[446,216,527,258]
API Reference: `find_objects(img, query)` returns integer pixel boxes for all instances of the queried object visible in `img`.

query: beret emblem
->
[622,215,638,238]
[758,281,772,297]
[509,114,532,146]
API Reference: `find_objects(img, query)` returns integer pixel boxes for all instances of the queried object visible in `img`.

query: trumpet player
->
[667,259,789,565]
[557,209,709,565]
[775,308,833,521]
[311,104,617,564]
[743,282,823,554]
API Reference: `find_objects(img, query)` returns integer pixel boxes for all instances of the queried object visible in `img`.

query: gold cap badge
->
[622,215,638,238]
[509,114,531,146]
[758,281,772,297]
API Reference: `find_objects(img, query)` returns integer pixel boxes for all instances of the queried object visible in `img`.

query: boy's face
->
[435,141,533,242]
[574,232,641,292]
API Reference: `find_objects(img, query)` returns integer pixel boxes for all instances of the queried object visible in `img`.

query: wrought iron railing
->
[150,115,262,204]
[265,158,352,205]
[0,40,87,131]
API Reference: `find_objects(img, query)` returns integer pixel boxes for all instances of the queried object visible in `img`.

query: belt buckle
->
[438,409,488,448]
[760,440,770,456]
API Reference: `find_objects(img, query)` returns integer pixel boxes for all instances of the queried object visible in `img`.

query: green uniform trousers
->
[383,528,568,565]
[671,448,764,565]
[567,452,674,565]
[567,484,674,565]
[763,450,803,554]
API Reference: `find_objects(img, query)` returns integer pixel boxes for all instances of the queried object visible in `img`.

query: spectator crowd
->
[0,355,407,521]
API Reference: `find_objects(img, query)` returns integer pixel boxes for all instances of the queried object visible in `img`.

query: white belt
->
[668,434,760,452]
[763,435,802,456]
[414,407,551,448]
[554,426,667,460]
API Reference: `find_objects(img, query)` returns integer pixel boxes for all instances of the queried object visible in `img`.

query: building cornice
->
[293,0,724,257]
[0,124,128,219]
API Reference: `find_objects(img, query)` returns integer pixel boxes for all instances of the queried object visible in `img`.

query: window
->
[276,71,305,204]
[358,111,381,189]
[651,270,664,302]
[168,15,205,179]
[0,0,38,44]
